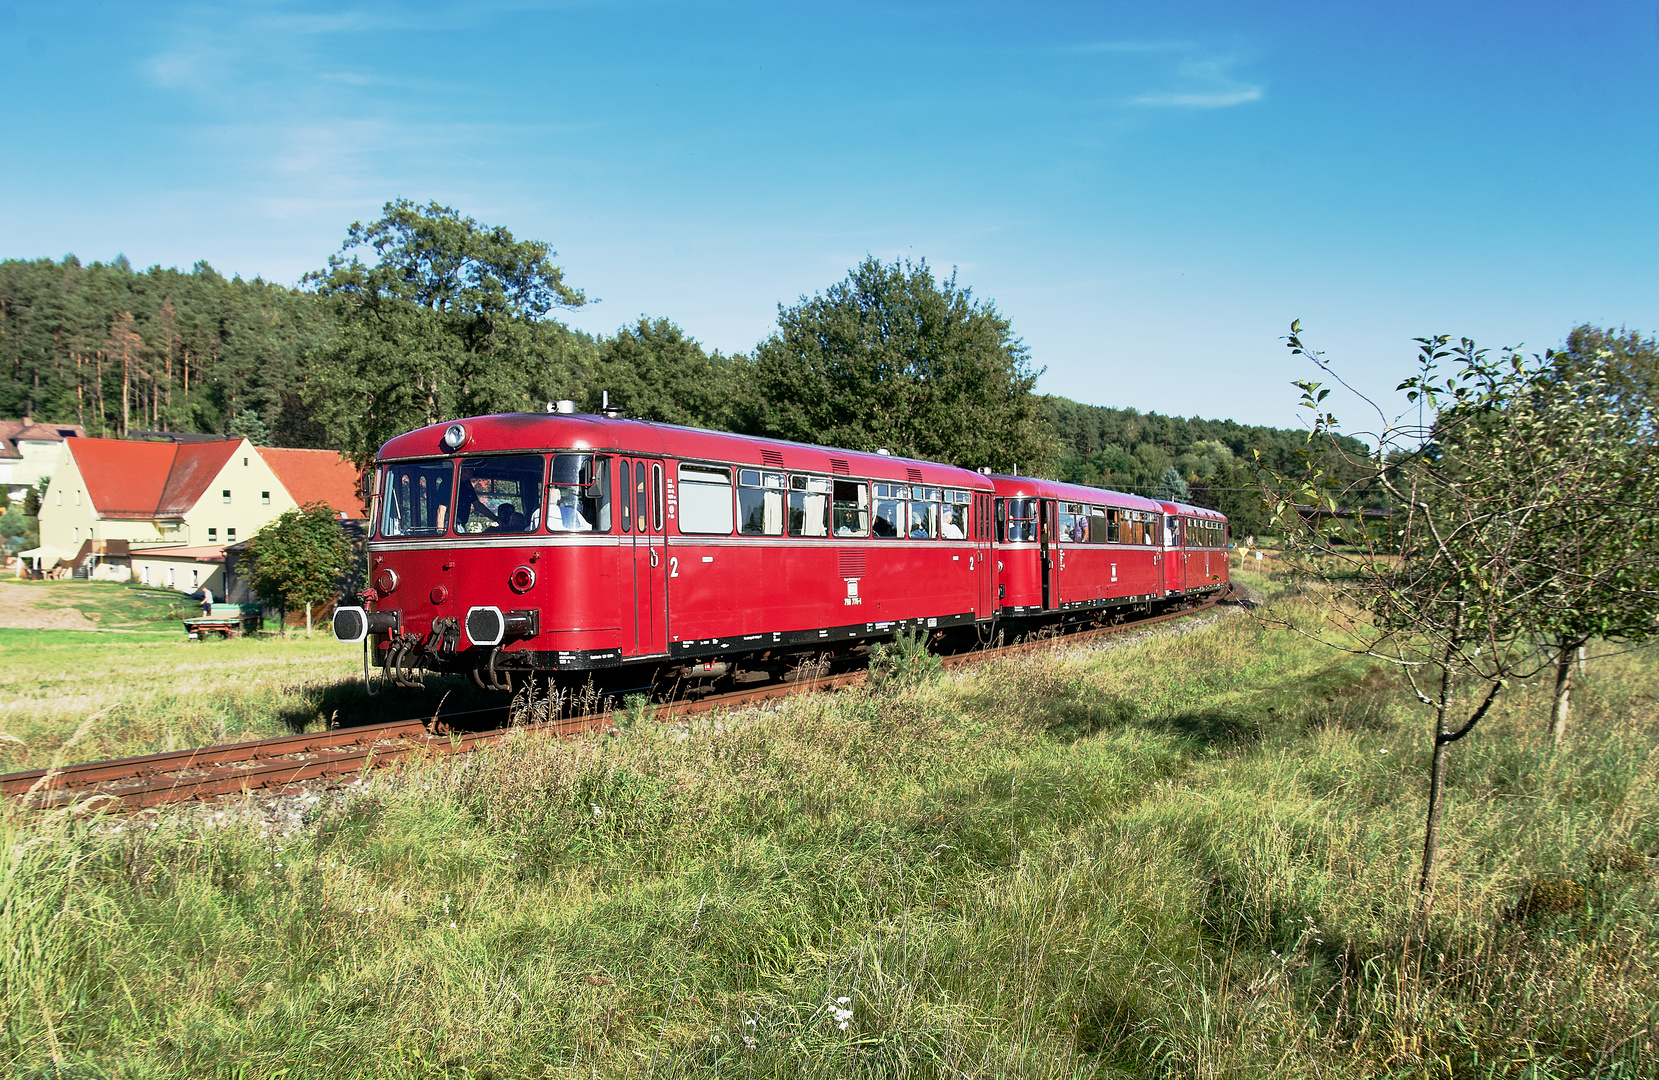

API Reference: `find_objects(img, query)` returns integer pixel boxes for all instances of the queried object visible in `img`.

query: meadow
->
[0,579,496,773]
[1,577,1654,1078]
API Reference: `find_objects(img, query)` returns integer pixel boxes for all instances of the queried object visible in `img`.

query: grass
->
[0,579,507,772]
[2,581,1656,1077]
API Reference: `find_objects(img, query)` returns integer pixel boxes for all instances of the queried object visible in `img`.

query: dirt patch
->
[0,582,99,630]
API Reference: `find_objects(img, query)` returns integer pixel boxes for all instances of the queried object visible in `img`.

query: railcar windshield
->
[548,454,610,532]
[381,461,454,538]
[457,455,544,534]
[1003,497,1038,542]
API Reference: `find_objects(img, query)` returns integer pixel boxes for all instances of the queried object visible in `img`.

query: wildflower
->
[591,803,604,818]
[1378,748,1390,755]
[449,921,457,929]
[742,1036,757,1049]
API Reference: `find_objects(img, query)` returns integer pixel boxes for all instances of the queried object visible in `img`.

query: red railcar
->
[1158,500,1231,599]
[989,476,1169,617]
[333,412,998,682]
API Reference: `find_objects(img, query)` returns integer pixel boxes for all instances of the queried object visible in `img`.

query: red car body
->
[338,412,1228,680]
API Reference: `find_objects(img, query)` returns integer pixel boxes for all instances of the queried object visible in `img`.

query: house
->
[39,438,366,590]
[0,417,87,500]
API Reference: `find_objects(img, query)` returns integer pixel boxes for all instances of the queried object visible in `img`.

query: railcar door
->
[974,493,994,618]
[622,458,669,656]
[1163,514,1183,597]
[1039,500,1059,611]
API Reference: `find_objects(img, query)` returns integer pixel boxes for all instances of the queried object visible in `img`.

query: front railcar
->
[334,412,1000,689]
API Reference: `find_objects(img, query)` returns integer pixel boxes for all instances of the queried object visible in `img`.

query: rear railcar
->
[1158,500,1230,598]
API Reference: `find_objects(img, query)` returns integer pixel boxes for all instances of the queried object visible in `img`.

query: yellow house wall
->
[38,451,100,553]
[178,441,299,548]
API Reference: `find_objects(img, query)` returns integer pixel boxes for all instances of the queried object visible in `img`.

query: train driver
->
[547,486,592,532]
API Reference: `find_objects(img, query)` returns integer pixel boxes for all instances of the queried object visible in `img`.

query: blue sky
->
[3,1,1656,432]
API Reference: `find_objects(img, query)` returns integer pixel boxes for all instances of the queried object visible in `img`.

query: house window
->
[261,491,270,505]
[243,457,249,466]
[222,489,231,504]
[74,490,80,505]
[208,528,218,541]
[167,567,175,587]
[191,569,199,587]
[227,528,236,541]
[141,566,150,585]
[56,490,62,505]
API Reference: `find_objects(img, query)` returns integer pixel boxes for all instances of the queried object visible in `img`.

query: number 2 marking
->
[669,556,679,578]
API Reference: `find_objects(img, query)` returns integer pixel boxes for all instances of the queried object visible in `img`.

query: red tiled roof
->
[15,422,85,442]
[155,441,240,516]
[67,439,181,518]
[258,447,367,518]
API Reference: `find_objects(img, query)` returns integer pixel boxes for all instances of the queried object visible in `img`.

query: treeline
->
[1038,397,1376,535]
[3,200,1379,538]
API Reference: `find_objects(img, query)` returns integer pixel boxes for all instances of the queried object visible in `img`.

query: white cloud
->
[1132,87,1262,109]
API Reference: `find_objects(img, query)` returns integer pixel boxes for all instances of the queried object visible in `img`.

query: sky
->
[2,1,1656,434]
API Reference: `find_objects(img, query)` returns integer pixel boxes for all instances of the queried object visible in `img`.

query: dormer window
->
[222,489,231,504]
[208,528,217,541]
[261,491,270,505]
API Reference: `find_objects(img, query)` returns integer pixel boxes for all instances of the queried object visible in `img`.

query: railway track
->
[3,596,1226,813]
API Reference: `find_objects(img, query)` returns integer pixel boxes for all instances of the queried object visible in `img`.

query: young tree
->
[243,503,353,637]
[1518,326,1659,742]
[1262,323,1659,910]
[742,257,1053,473]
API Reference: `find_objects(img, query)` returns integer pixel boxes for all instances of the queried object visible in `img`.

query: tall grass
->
[3,599,1654,1078]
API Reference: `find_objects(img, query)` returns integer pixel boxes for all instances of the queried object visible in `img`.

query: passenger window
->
[872,482,905,539]
[739,469,785,536]
[548,454,610,532]
[940,500,967,539]
[1089,506,1109,545]
[457,454,545,534]
[788,474,830,537]
[652,463,664,532]
[908,500,937,539]
[619,460,631,533]
[832,480,869,536]
[679,464,735,534]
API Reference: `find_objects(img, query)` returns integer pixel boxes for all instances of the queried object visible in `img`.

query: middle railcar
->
[989,476,1230,619]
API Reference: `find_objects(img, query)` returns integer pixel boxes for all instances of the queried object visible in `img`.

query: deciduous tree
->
[742,257,1052,472]
[244,503,353,637]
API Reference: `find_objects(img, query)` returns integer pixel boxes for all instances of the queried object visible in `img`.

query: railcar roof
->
[1159,500,1227,520]
[377,413,995,490]
[987,474,1168,515]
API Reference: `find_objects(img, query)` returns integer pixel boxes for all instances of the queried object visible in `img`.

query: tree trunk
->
[1551,645,1575,746]
[1417,733,1451,917]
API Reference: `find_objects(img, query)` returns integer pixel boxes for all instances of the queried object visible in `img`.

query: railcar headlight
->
[374,567,399,594]
[441,423,468,451]
[509,565,536,593]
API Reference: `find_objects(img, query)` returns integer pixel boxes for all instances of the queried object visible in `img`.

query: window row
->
[995,499,1164,546]
[1184,517,1227,549]
[679,468,973,539]
[378,454,982,541]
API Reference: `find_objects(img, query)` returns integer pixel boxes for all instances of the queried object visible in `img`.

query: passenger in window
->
[489,506,517,533]
[457,481,502,532]
[873,509,898,538]
[548,487,592,531]
[941,507,965,539]
[909,503,934,539]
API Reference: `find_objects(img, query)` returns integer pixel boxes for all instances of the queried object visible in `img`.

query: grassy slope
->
[3,589,1656,1078]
